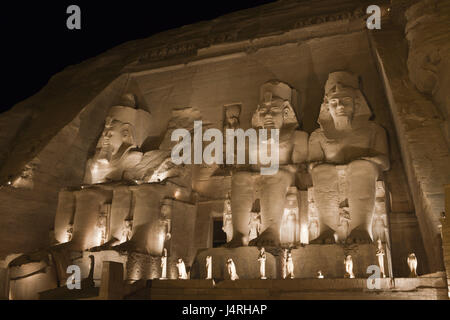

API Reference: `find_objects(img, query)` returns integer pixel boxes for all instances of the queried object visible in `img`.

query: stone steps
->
[126,276,449,300]
[145,288,448,300]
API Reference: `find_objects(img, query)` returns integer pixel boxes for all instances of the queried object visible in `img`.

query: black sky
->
[1,1,276,114]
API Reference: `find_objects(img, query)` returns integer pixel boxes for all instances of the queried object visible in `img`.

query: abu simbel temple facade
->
[1,0,450,300]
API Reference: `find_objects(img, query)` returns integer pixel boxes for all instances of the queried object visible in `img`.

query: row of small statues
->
[166,244,419,281]
[66,217,133,245]
[223,196,299,246]
[66,198,170,248]
[222,186,389,248]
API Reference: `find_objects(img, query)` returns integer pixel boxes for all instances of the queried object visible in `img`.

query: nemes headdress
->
[225,104,242,118]
[104,94,152,147]
[324,71,360,96]
[252,80,300,128]
[318,71,372,128]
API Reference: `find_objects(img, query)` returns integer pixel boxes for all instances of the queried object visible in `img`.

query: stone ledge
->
[148,276,445,291]
[150,279,215,289]
[143,284,448,300]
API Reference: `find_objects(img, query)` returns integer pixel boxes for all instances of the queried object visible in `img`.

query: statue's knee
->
[232,171,253,186]
[348,160,378,177]
[262,170,293,187]
[311,164,334,176]
[311,164,336,182]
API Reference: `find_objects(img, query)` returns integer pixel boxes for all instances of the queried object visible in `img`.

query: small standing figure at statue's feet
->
[66,224,74,243]
[122,219,133,244]
[376,239,386,278]
[286,252,295,279]
[227,259,239,281]
[222,194,233,243]
[258,248,267,280]
[177,258,188,280]
[407,253,418,278]
[96,213,108,246]
[160,248,168,280]
[206,256,213,280]
[344,255,355,278]
[317,271,324,279]
[281,249,288,279]
[248,211,262,242]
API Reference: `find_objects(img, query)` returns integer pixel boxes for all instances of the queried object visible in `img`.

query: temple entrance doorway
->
[212,218,227,248]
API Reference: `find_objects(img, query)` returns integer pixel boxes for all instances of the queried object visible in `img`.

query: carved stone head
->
[96,94,152,155]
[252,80,299,130]
[98,118,135,158]
[224,104,241,130]
[325,72,358,129]
[85,95,152,185]
[318,72,373,131]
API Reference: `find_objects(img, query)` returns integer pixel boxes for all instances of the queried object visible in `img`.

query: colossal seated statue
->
[230,80,308,247]
[84,94,152,185]
[53,98,195,263]
[308,71,390,244]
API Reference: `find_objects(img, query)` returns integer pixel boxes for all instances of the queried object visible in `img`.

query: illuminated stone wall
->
[371,0,450,273]
[0,0,448,288]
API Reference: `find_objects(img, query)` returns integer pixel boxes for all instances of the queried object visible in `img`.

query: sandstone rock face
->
[405,0,450,146]
[0,0,448,299]
[84,103,152,185]
[371,0,450,273]
[0,76,130,259]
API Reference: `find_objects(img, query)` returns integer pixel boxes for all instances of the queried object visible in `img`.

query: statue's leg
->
[372,219,385,242]
[311,164,340,238]
[230,171,255,245]
[347,160,379,242]
[250,169,294,247]
[260,169,294,231]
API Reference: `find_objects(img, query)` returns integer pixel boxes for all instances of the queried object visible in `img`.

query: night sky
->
[1,1,275,114]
